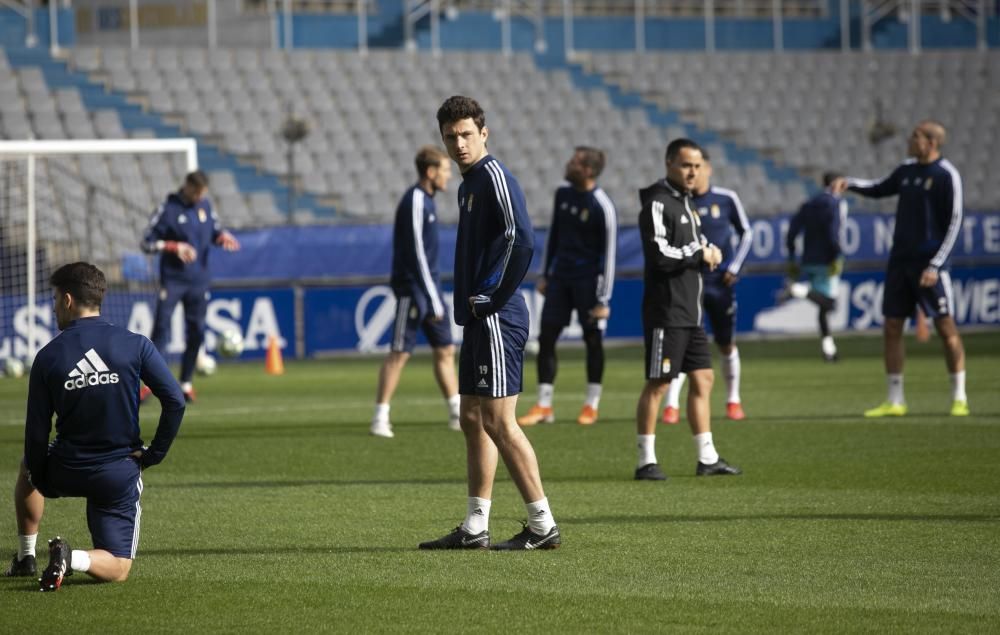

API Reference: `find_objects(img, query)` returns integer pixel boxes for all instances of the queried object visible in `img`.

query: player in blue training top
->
[782,172,849,362]
[836,120,969,418]
[518,146,618,427]
[140,170,240,403]
[418,96,560,551]
[4,262,185,591]
[661,151,752,424]
[370,146,461,438]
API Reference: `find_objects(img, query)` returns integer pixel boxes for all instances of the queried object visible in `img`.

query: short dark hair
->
[436,96,486,133]
[50,262,106,309]
[665,138,704,163]
[185,170,210,189]
[575,146,606,178]
[822,171,843,187]
[415,146,447,177]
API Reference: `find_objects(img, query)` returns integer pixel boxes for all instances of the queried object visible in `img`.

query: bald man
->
[834,120,968,418]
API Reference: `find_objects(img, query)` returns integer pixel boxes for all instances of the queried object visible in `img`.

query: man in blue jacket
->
[836,120,969,417]
[4,262,185,590]
[140,171,240,402]
[418,96,560,551]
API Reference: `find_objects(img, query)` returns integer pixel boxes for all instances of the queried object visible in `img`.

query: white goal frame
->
[0,138,198,360]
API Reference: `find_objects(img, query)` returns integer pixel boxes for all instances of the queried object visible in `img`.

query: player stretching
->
[5,262,185,589]
[140,171,240,403]
[634,139,741,481]
[836,120,969,417]
[661,150,752,424]
[419,96,560,550]
[783,172,849,362]
[370,146,461,438]
[518,146,618,427]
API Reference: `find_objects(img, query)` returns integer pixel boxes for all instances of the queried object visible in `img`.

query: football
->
[196,351,218,375]
[217,330,245,358]
[4,357,25,378]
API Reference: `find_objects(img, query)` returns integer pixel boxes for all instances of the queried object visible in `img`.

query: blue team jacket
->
[142,191,224,285]
[24,317,185,493]
[390,184,446,318]
[691,186,753,279]
[453,155,534,325]
[788,191,847,266]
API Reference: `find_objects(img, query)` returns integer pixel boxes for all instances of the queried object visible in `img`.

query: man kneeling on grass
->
[4,262,185,590]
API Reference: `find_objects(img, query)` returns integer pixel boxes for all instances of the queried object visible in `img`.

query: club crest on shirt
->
[198,208,207,223]
[711,204,721,218]
[580,208,589,222]
[467,194,475,212]
[661,357,671,375]
[924,177,933,190]
[410,305,419,319]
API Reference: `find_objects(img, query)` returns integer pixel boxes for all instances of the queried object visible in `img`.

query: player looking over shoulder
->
[418,96,560,551]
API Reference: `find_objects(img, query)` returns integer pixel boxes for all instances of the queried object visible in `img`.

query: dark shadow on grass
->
[568,512,1000,524]
[5,576,104,593]
[141,545,413,556]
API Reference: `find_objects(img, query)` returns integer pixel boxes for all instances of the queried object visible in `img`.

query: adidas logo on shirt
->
[64,348,119,391]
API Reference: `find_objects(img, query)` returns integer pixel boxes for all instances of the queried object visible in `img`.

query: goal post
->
[0,138,198,365]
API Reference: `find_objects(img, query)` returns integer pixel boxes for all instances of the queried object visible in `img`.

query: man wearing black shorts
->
[634,139,741,481]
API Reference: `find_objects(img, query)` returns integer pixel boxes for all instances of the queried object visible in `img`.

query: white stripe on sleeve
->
[931,160,963,269]
[410,189,445,317]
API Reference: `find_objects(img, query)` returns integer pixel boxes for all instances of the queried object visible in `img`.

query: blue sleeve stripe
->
[410,189,444,316]
[932,159,964,269]
[594,188,617,303]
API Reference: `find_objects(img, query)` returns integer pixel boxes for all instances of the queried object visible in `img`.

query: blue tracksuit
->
[541,185,617,304]
[788,191,846,266]
[847,158,963,269]
[693,186,752,280]
[24,317,185,489]
[391,184,446,318]
[454,155,534,325]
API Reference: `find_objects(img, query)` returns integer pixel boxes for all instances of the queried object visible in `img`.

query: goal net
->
[0,138,198,366]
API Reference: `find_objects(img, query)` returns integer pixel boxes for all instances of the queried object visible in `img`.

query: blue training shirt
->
[142,191,224,285]
[847,157,963,269]
[541,184,618,305]
[24,316,186,491]
[453,155,534,325]
[390,184,446,318]
[787,190,847,266]
[691,186,752,279]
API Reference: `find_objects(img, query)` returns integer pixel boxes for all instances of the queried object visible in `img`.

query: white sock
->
[525,497,555,535]
[70,549,91,573]
[372,403,390,424]
[584,383,602,409]
[694,431,720,465]
[822,336,837,357]
[950,371,967,402]
[537,383,554,408]
[722,348,741,404]
[637,434,657,468]
[790,282,809,299]
[18,533,37,560]
[887,373,904,405]
[181,381,193,392]
[665,373,686,409]
[447,394,460,419]
[461,497,491,535]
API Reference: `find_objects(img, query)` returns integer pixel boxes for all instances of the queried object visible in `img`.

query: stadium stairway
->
[535,54,816,201]
[0,44,336,223]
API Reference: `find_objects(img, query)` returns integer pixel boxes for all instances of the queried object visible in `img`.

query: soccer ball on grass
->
[217,330,244,358]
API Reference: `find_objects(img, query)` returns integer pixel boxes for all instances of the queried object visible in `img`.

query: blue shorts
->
[883,262,954,320]
[802,264,839,299]
[702,279,735,347]
[540,276,605,332]
[390,292,453,353]
[459,296,528,398]
[45,456,143,559]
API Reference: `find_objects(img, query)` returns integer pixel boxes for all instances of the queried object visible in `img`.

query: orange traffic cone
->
[265,335,285,376]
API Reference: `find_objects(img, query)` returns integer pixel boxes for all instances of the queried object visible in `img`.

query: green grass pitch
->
[1,333,998,632]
